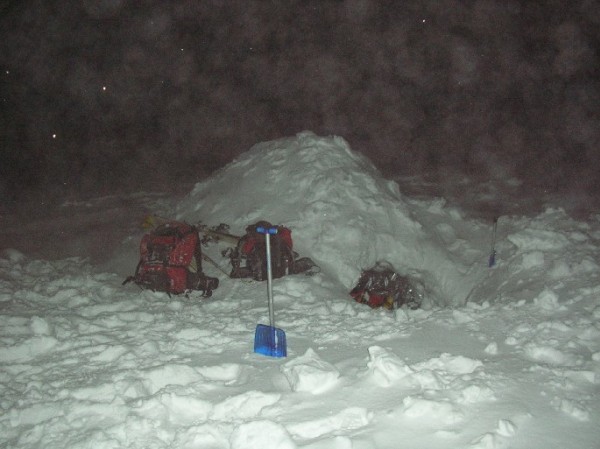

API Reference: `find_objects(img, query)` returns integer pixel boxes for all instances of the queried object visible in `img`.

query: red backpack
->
[226,220,318,281]
[124,221,218,296]
[231,221,294,281]
[350,261,424,310]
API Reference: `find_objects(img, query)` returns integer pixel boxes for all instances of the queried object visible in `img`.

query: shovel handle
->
[256,226,277,235]
[256,226,277,328]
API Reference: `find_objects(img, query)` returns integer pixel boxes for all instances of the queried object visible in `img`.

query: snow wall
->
[176,131,488,307]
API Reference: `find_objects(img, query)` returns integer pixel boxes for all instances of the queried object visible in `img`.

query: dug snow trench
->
[1,132,599,449]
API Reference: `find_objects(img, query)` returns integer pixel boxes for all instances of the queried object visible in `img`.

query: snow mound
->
[285,407,371,440]
[281,348,340,393]
[230,420,296,449]
[176,131,484,305]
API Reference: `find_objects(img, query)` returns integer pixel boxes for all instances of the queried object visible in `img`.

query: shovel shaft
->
[265,232,275,328]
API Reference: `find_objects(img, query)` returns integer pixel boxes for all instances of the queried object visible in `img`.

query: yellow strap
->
[142,215,157,229]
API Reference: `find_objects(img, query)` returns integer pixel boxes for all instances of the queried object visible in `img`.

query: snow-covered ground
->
[1,132,599,449]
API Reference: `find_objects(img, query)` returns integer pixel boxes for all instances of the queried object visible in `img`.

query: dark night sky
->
[1,0,599,209]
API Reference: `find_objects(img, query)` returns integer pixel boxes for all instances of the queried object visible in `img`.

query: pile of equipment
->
[349,261,424,310]
[123,218,317,297]
[123,218,425,312]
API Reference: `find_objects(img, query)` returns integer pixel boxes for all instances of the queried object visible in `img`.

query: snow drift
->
[177,131,487,306]
[1,132,599,449]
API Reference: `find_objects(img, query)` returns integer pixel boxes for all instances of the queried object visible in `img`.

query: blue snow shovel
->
[253,226,287,358]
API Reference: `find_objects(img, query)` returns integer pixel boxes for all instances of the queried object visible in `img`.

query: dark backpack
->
[228,220,316,281]
[350,261,423,310]
[124,221,218,296]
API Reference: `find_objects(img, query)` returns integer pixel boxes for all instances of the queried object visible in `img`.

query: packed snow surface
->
[1,132,599,449]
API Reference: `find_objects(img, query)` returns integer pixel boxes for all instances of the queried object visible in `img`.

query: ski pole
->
[201,253,232,277]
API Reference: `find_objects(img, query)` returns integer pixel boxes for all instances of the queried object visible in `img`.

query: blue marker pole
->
[488,217,498,267]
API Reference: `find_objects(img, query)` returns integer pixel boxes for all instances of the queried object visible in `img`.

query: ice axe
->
[253,225,287,358]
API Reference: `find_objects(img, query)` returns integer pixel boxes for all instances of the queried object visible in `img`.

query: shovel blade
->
[254,324,287,358]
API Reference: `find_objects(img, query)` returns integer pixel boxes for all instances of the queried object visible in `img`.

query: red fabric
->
[366,293,386,308]
[137,264,189,294]
[279,227,293,250]
[350,290,387,308]
[350,289,366,303]
[140,222,197,267]
[168,231,197,266]
[165,266,188,293]
[242,237,256,255]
